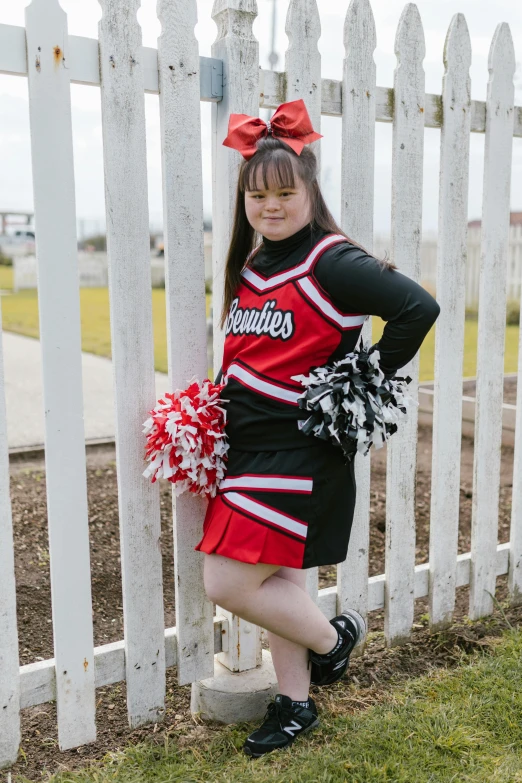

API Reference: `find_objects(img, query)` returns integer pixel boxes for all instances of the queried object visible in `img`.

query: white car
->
[0,228,36,257]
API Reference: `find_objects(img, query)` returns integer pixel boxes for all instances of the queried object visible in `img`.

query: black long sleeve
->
[249,224,440,377]
[314,243,440,375]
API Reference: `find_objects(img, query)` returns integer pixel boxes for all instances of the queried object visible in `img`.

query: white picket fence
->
[0,0,521,766]
[466,220,522,308]
[376,225,522,307]
[11,233,214,290]
[11,232,522,303]
[12,253,167,290]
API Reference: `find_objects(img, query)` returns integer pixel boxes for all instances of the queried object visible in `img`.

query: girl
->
[195,99,440,757]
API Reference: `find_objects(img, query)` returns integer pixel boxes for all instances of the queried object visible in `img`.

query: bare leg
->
[265,566,312,702]
[204,554,338,655]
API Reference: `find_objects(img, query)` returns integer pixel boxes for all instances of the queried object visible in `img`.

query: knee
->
[204,576,232,609]
[203,559,242,610]
[205,581,242,613]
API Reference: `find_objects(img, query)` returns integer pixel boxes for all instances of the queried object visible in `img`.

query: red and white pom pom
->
[142,378,228,498]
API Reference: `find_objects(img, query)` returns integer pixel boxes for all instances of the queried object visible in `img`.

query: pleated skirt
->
[194,442,356,569]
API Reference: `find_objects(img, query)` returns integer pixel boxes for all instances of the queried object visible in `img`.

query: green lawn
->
[0,288,211,376]
[371,315,519,381]
[16,627,522,783]
[0,287,519,381]
[0,265,13,290]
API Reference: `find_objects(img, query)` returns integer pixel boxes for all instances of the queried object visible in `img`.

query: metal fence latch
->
[200,57,223,102]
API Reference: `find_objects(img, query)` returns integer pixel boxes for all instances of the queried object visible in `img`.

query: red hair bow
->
[222,99,323,160]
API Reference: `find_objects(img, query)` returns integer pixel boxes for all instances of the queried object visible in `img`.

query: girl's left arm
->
[314,244,440,376]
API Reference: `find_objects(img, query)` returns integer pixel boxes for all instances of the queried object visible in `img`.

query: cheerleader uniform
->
[195,224,440,569]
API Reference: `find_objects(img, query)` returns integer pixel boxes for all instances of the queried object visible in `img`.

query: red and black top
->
[220,224,440,452]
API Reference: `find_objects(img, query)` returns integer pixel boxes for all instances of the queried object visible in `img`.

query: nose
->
[264,195,280,211]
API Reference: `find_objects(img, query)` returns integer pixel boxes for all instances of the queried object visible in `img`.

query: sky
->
[0,0,521,237]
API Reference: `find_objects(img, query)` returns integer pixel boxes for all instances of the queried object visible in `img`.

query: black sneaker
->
[309,609,366,686]
[243,694,319,758]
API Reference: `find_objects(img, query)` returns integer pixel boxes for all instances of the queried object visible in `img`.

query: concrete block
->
[190,649,279,724]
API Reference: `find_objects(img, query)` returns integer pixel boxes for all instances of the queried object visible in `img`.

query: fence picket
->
[157,0,215,685]
[385,3,425,646]
[470,24,515,619]
[0,307,20,768]
[97,0,166,725]
[429,14,471,630]
[285,0,321,602]
[509,299,522,603]
[285,0,321,166]
[24,0,96,749]
[211,0,262,672]
[211,0,259,376]
[337,0,376,626]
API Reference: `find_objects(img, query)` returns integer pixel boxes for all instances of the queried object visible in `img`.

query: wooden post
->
[211,0,259,377]
[24,0,96,749]
[385,3,425,647]
[157,0,215,685]
[211,0,262,672]
[285,0,321,166]
[337,0,376,631]
[429,14,471,631]
[509,291,522,604]
[470,23,515,620]
[97,0,166,725]
[285,0,321,602]
[0,302,20,767]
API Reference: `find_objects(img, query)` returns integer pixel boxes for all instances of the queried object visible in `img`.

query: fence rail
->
[17,540,511,710]
[0,0,521,767]
[1,22,522,136]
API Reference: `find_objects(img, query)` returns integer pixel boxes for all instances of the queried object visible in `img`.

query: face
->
[244,170,312,241]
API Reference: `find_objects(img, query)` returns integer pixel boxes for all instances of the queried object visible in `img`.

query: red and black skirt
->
[194,442,356,569]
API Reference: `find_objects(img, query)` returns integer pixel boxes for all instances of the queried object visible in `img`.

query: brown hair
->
[220,137,396,328]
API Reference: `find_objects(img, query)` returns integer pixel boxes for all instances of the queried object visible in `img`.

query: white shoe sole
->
[337,609,367,649]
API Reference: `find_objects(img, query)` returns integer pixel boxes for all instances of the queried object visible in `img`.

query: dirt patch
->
[12,448,176,667]
[8,422,516,780]
[461,375,516,405]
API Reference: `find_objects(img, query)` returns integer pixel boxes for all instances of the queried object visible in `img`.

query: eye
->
[280,191,293,197]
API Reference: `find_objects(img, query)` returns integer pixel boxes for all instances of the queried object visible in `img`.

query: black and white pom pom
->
[291,346,417,460]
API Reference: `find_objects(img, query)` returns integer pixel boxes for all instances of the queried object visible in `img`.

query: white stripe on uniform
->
[220,475,313,493]
[225,492,308,540]
[296,276,368,330]
[226,363,301,405]
[242,234,347,291]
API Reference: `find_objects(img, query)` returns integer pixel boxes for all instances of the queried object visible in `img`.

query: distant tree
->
[78,234,106,251]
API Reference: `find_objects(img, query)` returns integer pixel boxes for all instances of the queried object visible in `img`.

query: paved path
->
[2,332,169,450]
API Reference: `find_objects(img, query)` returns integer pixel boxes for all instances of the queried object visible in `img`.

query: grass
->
[0,287,519,381]
[0,265,13,290]
[16,627,522,783]
[0,289,211,375]
[370,316,519,381]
